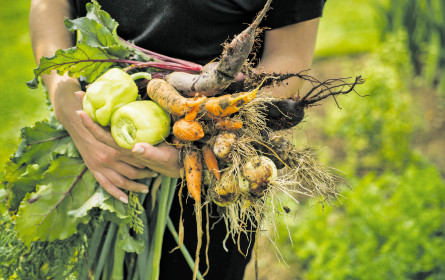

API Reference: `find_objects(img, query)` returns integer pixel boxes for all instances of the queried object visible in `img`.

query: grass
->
[0,2,50,168]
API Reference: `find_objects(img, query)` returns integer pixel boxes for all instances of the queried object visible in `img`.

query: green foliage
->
[0,212,94,280]
[278,161,445,280]
[0,117,141,277]
[15,157,96,246]
[376,0,445,94]
[4,119,76,211]
[27,0,131,88]
[27,42,118,89]
[1,3,186,277]
[316,0,381,56]
[277,15,445,279]
[320,34,422,176]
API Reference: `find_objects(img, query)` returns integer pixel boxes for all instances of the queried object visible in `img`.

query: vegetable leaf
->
[15,157,97,246]
[69,187,130,225]
[85,0,120,38]
[5,119,76,211]
[64,0,130,58]
[13,118,75,163]
[27,42,118,89]
[116,223,146,254]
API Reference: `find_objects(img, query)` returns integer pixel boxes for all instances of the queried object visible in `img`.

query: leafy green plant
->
[319,34,422,176]
[376,0,445,94]
[275,23,445,280]
[278,160,445,280]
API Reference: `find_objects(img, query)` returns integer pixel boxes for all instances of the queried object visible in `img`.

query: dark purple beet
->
[264,99,305,130]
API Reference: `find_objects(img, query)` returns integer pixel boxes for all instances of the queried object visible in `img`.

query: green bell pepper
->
[83,68,151,126]
[111,101,171,149]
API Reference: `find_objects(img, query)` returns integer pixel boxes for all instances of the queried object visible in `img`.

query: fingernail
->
[133,145,144,154]
[119,196,128,204]
[141,188,149,194]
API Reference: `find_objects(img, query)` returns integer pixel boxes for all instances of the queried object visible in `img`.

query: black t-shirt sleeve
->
[264,0,326,29]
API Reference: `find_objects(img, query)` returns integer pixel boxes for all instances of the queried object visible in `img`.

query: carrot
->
[146,78,206,116]
[193,201,203,280]
[204,88,257,118]
[183,149,202,202]
[182,148,204,280]
[166,0,272,96]
[171,136,183,149]
[202,145,221,181]
[173,118,205,141]
[215,118,243,131]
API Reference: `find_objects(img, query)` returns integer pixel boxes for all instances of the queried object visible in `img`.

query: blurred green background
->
[1,0,444,279]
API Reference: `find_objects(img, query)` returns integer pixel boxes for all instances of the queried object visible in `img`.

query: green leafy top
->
[3,117,132,246]
[27,0,130,89]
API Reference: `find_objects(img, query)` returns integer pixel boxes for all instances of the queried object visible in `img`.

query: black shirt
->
[69,0,325,65]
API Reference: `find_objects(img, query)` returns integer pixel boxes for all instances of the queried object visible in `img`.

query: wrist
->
[43,73,93,143]
[44,73,81,122]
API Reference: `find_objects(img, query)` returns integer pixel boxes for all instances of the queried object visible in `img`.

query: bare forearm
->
[29,0,84,132]
[30,0,74,66]
[258,18,319,98]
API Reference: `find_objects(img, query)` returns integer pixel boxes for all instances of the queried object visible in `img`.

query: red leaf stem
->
[118,36,203,72]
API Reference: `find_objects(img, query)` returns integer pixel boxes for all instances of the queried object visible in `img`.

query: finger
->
[114,162,159,179]
[132,142,181,177]
[93,171,129,204]
[77,110,120,148]
[75,90,86,102]
[77,110,144,166]
[105,169,150,193]
[132,142,173,163]
[118,154,147,169]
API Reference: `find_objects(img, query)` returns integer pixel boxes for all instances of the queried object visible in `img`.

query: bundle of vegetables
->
[1,0,364,279]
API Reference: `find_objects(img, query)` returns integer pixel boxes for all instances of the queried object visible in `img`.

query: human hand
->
[77,109,182,178]
[74,110,160,203]
[75,93,182,201]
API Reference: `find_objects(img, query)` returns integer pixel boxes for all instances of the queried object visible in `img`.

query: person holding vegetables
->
[29,0,326,278]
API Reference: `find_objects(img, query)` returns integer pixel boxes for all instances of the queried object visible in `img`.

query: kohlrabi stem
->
[130,72,152,81]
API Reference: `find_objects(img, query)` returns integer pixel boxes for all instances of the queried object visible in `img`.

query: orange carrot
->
[146,78,206,117]
[202,145,221,181]
[173,119,205,141]
[183,149,202,202]
[171,136,183,149]
[204,89,257,118]
[215,118,243,131]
